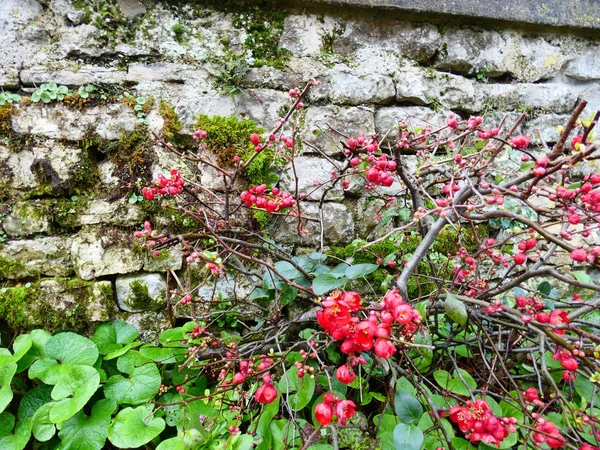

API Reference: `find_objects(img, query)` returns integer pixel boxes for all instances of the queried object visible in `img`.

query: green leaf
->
[393,423,424,450]
[0,413,32,450]
[32,403,56,441]
[312,274,349,296]
[31,91,41,102]
[256,395,280,450]
[329,263,350,279]
[91,320,139,355]
[57,399,116,450]
[231,434,254,450]
[0,335,32,367]
[249,288,269,301]
[18,384,53,421]
[156,437,185,450]
[274,261,303,280]
[0,362,16,414]
[345,263,378,280]
[107,405,166,448]
[394,391,423,425]
[433,369,477,396]
[278,367,315,411]
[48,365,100,423]
[537,281,552,296]
[45,332,99,366]
[444,293,468,326]
[104,351,161,405]
[573,271,592,284]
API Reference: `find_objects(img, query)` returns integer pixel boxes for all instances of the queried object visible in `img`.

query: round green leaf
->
[18,384,53,421]
[0,413,32,450]
[312,274,349,296]
[107,405,166,448]
[91,320,139,355]
[345,263,378,280]
[0,363,16,414]
[104,351,161,405]
[45,333,99,366]
[32,403,56,441]
[156,437,185,450]
[57,399,116,450]
[444,293,468,326]
[48,365,100,423]
[433,369,476,396]
[278,367,315,411]
[393,423,424,450]
[17,329,50,373]
[394,391,423,425]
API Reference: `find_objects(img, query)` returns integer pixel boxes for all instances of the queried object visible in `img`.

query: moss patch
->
[126,279,163,311]
[0,284,33,330]
[0,257,27,280]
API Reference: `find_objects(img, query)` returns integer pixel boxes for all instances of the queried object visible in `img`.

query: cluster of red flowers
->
[316,290,421,359]
[513,238,538,265]
[552,348,579,381]
[363,154,397,187]
[141,169,184,200]
[511,135,531,149]
[314,393,356,426]
[240,184,294,213]
[532,415,566,448]
[255,373,278,404]
[449,399,517,447]
[345,133,379,154]
[523,387,544,406]
[571,246,600,264]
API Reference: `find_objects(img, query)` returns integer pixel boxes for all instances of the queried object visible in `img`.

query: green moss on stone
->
[127,280,162,311]
[0,257,27,280]
[0,285,33,330]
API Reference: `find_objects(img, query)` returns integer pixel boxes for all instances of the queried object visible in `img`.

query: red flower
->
[533,420,565,449]
[514,253,527,265]
[373,338,396,359]
[255,382,278,404]
[335,400,356,426]
[510,135,530,149]
[548,310,570,334]
[571,248,587,263]
[336,364,356,384]
[315,401,334,425]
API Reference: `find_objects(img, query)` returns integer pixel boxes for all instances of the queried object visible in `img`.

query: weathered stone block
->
[375,106,449,141]
[71,229,144,280]
[21,65,126,86]
[0,237,73,279]
[0,68,19,89]
[126,63,189,83]
[327,66,395,105]
[565,48,600,81]
[12,103,138,140]
[3,201,51,237]
[280,156,344,201]
[303,105,375,156]
[116,272,166,312]
[270,202,354,245]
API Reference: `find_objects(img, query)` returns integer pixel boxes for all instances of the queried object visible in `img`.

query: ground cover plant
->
[1,80,600,450]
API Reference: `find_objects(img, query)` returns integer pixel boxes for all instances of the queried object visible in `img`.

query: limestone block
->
[270,202,354,245]
[327,65,395,105]
[0,68,19,89]
[71,229,144,280]
[280,156,344,201]
[565,47,600,81]
[175,94,236,129]
[12,103,138,141]
[21,65,126,86]
[2,201,51,237]
[76,200,145,227]
[126,63,189,83]
[143,247,183,272]
[303,105,375,156]
[522,114,572,146]
[116,272,166,312]
[375,106,450,141]
[0,237,73,279]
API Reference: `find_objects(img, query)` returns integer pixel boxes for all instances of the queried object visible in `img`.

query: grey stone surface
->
[143,247,184,272]
[126,63,189,83]
[565,48,600,80]
[117,0,147,20]
[77,200,145,227]
[115,272,166,312]
[71,229,145,280]
[0,68,20,89]
[282,0,600,31]
[21,65,127,86]
[280,156,344,201]
[12,103,138,141]
[3,202,51,237]
[271,202,354,245]
[0,237,73,279]
[375,106,450,141]
[522,114,572,145]
[327,65,395,105]
[303,105,375,156]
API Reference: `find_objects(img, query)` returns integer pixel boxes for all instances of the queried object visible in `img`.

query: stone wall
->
[1,0,599,338]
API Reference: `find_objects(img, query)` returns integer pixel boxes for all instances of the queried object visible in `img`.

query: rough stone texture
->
[76,200,145,227]
[0,68,20,89]
[0,237,73,279]
[280,156,344,201]
[115,272,166,312]
[71,229,144,280]
[126,63,189,83]
[2,202,51,237]
[21,65,127,86]
[38,279,116,323]
[523,114,572,145]
[303,105,375,156]
[143,247,184,272]
[11,103,138,141]
[271,202,354,245]
[0,142,82,194]
[565,48,600,80]
[327,65,396,105]
[436,28,579,82]
[375,106,449,140]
